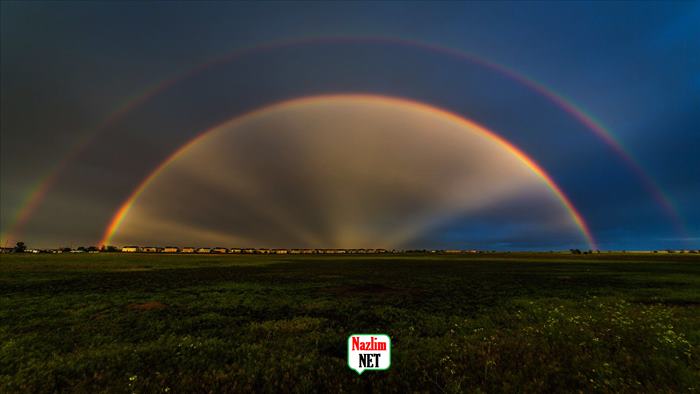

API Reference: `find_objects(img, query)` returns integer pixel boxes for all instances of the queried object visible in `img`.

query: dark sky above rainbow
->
[1,1,698,250]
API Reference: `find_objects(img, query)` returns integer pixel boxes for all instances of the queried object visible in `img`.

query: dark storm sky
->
[1,1,698,249]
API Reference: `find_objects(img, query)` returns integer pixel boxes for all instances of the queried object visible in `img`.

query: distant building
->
[229,248,242,254]
[163,247,180,253]
[274,249,289,254]
[181,247,195,253]
[212,247,228,254]
[142,247,162,253]
[196,248,211,254]
[121,246,140,253]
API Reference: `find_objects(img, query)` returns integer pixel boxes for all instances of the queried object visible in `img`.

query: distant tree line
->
[1,242,121,254]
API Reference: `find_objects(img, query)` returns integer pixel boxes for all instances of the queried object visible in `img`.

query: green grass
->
[1,253,699,392]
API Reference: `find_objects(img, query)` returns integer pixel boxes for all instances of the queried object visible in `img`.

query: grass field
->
[1,253,699,392]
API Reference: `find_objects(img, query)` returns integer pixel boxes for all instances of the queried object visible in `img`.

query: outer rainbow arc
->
[99,94,597,250]
[7,35,674,245]
[395,38,685,237]
[0,95,146,245]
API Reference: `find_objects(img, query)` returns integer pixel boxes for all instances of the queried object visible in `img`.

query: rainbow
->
[99,94,597,250]
[2,36,682,245]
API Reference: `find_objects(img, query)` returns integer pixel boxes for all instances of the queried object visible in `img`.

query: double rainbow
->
[1,36,681,247]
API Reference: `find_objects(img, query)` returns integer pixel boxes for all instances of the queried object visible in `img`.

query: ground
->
[1,253,699,392]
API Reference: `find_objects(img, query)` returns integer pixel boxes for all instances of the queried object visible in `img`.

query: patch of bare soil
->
[128,301,167,311]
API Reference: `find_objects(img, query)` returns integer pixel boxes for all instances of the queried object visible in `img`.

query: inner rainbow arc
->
[99,94,597,250]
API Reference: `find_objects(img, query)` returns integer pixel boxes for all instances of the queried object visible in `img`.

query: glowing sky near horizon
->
[109,97,588,249]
